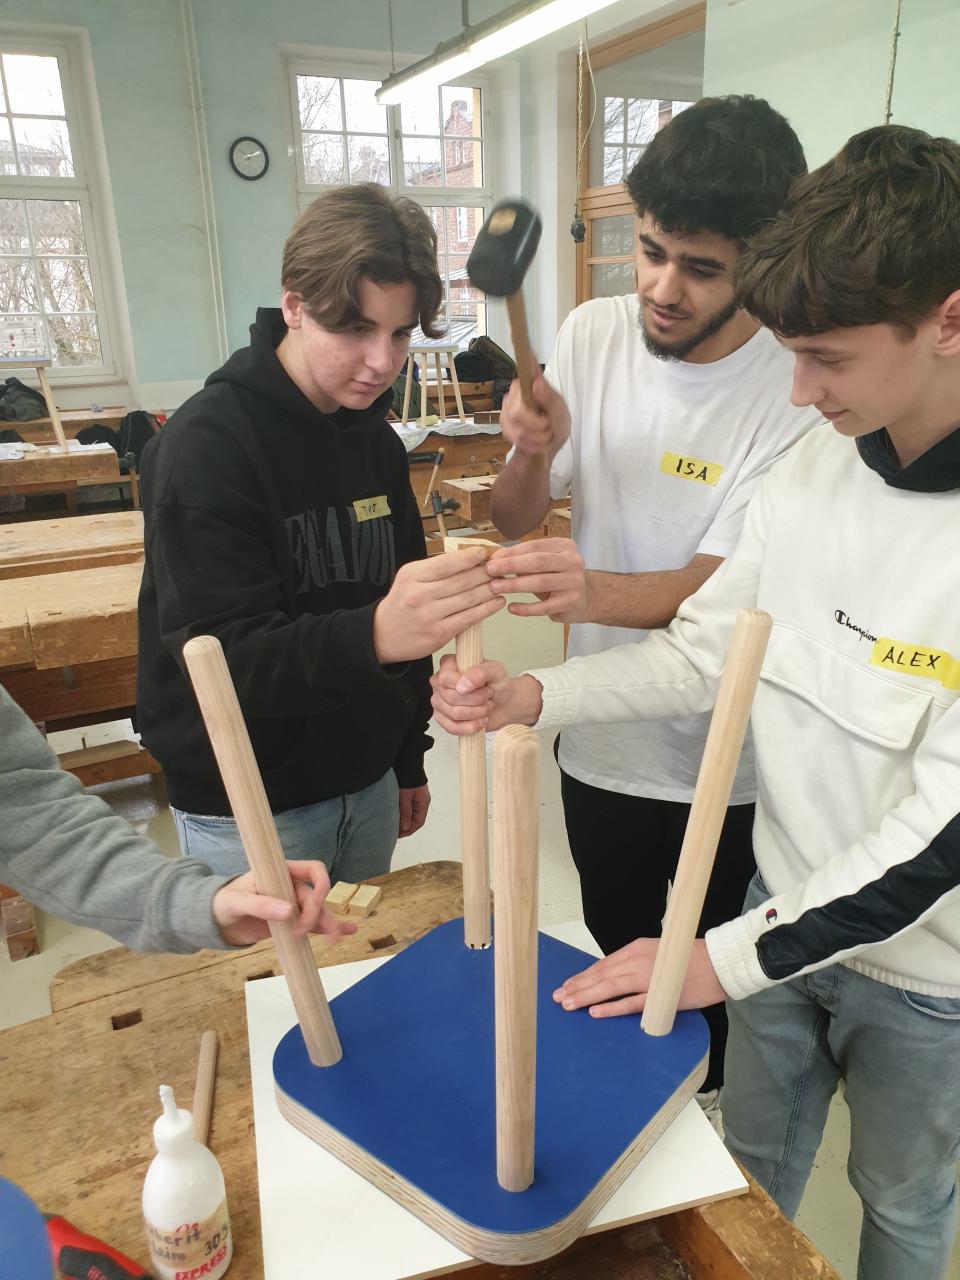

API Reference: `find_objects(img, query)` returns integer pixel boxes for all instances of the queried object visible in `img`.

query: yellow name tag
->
[660,452,724,486]
[353,495,391,522]
[870,637,960,691]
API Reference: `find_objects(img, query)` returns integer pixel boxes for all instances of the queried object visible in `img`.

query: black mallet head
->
[467,199,542,298]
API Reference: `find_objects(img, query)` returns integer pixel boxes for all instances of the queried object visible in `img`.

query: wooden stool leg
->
[36,365,68,453]
[183,636,342,1067]
[401,354,414,425]
[449,352,466,421]
[493,724,539,1192]
[435,353,447,420]
[641,609,772,1037]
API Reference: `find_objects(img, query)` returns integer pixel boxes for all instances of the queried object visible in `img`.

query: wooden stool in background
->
[400,345,467,427]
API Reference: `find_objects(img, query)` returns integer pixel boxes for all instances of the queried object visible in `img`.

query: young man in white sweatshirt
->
[483,95,821,1107]
[431,125,960,1280]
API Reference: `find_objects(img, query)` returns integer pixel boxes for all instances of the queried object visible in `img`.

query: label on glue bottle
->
[143,1085,233,1280]
[145,1200,232,1279]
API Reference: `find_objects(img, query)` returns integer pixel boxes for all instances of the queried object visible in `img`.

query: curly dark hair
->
[282,183,445,339]
[737,125,960,336]
[626,95,807,241]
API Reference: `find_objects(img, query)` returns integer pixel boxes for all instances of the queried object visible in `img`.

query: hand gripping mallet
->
[466,198,543,410]
[642,609,772,1036]
[183,635,342,1066]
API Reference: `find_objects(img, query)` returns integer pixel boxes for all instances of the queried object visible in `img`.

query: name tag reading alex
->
[660,452,724,487]
[871,637,960,691]
[353,495,391,522]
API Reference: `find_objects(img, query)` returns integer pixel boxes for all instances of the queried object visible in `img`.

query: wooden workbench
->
[0,861,838,1279]
[0,510,143,580]
[0,442,122,517]
[0,558,157,786]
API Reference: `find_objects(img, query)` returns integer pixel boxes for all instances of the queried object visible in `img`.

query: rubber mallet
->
[466,199,542,409]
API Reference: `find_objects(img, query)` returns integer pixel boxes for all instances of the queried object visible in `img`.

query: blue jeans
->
[171,770,400,884]
[723,873,960,1280]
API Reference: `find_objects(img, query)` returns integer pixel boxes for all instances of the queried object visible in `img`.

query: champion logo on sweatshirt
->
[870,636,960,691]
[660,451,724,487]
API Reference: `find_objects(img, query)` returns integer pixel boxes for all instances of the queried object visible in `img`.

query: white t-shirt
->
[547,294,821,802]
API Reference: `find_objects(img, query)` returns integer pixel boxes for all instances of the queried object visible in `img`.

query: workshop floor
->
[1,606,957,1280]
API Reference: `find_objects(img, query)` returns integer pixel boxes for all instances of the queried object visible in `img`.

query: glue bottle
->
[142,1084,233,1279]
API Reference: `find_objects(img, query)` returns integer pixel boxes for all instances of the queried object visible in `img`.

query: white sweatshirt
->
[530,423,960,1000]
[545,296,820,803]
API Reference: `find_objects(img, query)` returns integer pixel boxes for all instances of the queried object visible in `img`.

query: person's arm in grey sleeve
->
[0,688,354,953]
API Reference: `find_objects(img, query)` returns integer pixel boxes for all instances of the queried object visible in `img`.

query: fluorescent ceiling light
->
[377,0,621,104]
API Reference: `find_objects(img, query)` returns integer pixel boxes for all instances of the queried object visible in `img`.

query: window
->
[600,97,693,186]
[289,67,489,345]
[0,41,114,374]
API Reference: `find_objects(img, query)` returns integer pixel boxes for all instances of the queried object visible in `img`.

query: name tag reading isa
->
[660,452,724,487]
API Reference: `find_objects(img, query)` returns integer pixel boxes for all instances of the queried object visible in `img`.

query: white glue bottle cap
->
[153,1085,193,1153]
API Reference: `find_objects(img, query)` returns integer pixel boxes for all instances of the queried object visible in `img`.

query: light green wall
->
[703,0,960,167]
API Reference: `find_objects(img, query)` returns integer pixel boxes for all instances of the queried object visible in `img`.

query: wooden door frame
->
[575,2,706,304]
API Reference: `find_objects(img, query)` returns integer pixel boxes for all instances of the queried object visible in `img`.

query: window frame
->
[285,55,493,343]
[0,30,119,382]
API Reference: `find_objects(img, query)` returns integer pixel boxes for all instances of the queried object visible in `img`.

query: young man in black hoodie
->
[137,184,503,879]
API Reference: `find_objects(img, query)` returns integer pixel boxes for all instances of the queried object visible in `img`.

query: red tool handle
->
[46,1215,152,1279]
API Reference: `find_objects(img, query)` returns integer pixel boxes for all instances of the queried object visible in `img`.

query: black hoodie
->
[136,308,432,817]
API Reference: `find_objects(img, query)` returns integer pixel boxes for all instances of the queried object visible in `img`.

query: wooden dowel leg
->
[401,354,414,425]
[641,609,772,1038]
[435,353,447,420]
[37,365,68,453]
[457,618,491,949]
[183,635,342,1067]
[449,356,466,421]
[493,724,540,1193]
[192,1029,218,1145]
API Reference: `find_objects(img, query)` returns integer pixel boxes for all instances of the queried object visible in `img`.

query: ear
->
[934,288,960,357]
[281,288,304,330]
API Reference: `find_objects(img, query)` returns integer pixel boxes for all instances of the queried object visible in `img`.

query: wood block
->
[348,884,382,917]
[56,740,162,786]
[547,507,572,539]
[6,927,40,961]
[2,895,35,936]
[440,475,498,524]
[443,535,501,560]
[325,881,358,916]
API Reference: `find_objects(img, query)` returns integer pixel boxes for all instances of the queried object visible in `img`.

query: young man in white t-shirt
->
[486,96,822,1102]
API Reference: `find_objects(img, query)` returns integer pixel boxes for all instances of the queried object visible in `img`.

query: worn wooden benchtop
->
[0,510,143,580]
[0,443,120,488]
[0,861,838,1279]
[0,558,142,669]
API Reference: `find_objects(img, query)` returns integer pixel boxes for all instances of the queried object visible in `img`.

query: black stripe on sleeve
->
[757,811,960,982]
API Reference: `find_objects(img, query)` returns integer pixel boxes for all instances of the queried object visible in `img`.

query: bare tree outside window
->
[0,49,107,368]
[292,71,488,345]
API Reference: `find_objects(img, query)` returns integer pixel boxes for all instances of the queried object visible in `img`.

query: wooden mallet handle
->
[505,291,539,413]
[641,609,772,1037]
[192,1029,218,1145]
[493,724,540,1193]
[182,635,342,1067]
